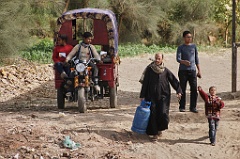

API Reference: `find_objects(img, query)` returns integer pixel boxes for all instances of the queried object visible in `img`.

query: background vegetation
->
[0,0,239,63]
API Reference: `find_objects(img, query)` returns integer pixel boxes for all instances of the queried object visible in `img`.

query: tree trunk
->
[225,18,232,47]
[225,27,228,47]
[63,0,70,13]
[83,0,89,8]
[82,0,90,32]
[225,18,229,47]
[192,28,196,42]
[118,14,123,40]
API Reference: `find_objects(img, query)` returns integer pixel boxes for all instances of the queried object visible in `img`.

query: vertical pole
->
[232,0,237,92]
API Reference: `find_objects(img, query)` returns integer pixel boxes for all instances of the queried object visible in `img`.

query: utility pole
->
[232,0,237,92]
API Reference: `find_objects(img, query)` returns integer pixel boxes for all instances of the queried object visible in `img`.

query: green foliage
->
[111,0,168,43]
[19,39,223,64]
[118,44,176,57]
[0,0,31,59]
[161,0,217,45]
[29,0,65,37]
[21,39,53,63]
[118,44,221,57]
[1,0,239,63]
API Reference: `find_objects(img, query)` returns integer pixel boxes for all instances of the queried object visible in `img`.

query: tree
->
[0,0,31,58]
[213,0,240,46]
[29,0,65,37]
[165,0,217,45]
[110,0,166,43]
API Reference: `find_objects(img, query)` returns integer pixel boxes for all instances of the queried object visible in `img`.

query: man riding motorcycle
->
[65,32,101,92]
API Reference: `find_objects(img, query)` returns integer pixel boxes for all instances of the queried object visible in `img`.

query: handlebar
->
[69,57,101,66]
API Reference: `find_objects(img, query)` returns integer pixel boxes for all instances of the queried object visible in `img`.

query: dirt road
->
[0,49,240,158]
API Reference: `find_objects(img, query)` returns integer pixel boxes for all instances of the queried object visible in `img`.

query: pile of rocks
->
[0,58,54,102]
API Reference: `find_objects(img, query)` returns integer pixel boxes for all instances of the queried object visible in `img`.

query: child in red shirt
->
[52,35,73,78]
[198,86,224,146]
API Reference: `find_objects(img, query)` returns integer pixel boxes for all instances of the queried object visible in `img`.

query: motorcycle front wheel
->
[78,87,86,113]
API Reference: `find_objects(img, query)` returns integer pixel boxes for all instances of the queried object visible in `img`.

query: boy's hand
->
[216,98,221,104]
[181,60,191,66]
[198,86,202,91]
[197,72,202,78]
[62,61,69,67]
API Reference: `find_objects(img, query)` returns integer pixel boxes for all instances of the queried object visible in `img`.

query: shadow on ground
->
[0,79,239,113]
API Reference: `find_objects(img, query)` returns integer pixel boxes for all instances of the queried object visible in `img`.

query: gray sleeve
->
[195,45,199,65]
[176,45,182,63]
[90,45,100,60]
[66,44,79,62]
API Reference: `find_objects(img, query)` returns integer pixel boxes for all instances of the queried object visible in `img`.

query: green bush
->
[118,44,176,57]
[118,44,223,57]
[20,39,222,63]
[21,39,54,63]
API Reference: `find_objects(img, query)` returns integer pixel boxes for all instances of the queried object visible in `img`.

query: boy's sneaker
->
[179,108,186,112]
[211,143,215,146]
[190,108,198,113]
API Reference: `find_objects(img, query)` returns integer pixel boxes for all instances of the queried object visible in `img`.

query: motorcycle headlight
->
[76,63,85,73]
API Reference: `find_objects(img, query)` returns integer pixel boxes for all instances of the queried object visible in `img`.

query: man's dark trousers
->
[178,70,198,110]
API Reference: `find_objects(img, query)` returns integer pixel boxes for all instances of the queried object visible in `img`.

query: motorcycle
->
[57,57,100,113]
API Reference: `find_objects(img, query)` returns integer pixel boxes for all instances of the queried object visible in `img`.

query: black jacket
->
[140,66,182,101]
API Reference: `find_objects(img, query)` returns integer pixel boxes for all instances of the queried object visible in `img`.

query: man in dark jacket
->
[140,53,182,141]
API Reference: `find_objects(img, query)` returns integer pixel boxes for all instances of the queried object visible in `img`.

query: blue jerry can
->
[131,100,151,134]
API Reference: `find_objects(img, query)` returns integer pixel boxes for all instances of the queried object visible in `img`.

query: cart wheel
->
[78,87,86,113]
[109,86,117,108]
[57,88,65,109]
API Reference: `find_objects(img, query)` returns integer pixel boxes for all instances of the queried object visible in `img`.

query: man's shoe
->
[158,131,162,137]
[190,108,198,113]
[179,109,186,112]
[150,135,159,142]
[211,143,215,146]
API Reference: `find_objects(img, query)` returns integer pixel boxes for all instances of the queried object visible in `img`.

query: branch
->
[63,0,70,13]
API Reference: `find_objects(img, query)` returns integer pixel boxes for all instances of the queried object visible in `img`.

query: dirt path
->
[0,49,240,158]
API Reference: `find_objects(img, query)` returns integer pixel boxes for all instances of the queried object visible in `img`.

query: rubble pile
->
[0,59,54,102]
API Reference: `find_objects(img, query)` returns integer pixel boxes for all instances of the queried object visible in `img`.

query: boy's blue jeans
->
[54,62,70,76]
[208,118,219,144]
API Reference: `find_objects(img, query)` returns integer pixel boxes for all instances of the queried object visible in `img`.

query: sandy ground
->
[0,48,240,158]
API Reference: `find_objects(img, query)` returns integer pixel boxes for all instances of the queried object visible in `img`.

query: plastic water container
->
[131,100,151,134]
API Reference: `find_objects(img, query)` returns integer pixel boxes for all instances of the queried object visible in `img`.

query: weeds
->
[21,39,53,64]
[20,39,225,63]
[118,44,176,57]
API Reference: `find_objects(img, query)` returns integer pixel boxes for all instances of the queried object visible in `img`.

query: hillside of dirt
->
[0,50,240,159]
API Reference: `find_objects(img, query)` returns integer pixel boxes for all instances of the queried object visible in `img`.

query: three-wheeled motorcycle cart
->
[54,8,120,112]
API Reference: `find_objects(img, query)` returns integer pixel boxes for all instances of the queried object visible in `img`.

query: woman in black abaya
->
[140,53,182,141]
